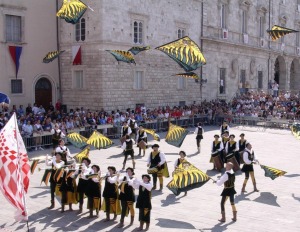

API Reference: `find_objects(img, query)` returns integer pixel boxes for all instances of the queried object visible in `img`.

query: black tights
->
[221,195,235,212]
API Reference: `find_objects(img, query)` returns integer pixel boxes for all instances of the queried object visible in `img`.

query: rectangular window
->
[11,79,22,94]
[219,68,226,94]
[240,70,246,87]
[134,71,144,89]
[259,17,264,38]
[258,71,263,89]
[133,21,143,44]
[296,32,300,47]
[6,15,22,42]
[242,11,247,34]
[221,4,226,29]
[74,70,84,89]
[178,77,186,90]
[75,18,85,42]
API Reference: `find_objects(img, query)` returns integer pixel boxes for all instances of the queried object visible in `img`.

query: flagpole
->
[13,113,30,232]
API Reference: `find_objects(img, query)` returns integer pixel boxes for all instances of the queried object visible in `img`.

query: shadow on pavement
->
[292,193,300,203]
[187,152,199,158]
[284,174,300,178]
[160,194,185,207]
[235,192,252,203]
[30,190,49,199]
[253,192,280,207]
[200,220,235,232]
[155,218,195,229]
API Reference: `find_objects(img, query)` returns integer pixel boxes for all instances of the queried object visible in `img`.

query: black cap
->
[240,133,245,137]
[214,134,220,138]
[107,166,116,172]
[229,134,235,138]
[152,144,159,148]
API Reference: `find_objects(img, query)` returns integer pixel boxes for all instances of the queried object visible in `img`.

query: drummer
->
[121,135,135,170]
[225,134,240,164]
[174,151,188,196]
[210,135,224,170]
[221,131,230,162]
[55,139,72,165]
[241,142,259,193]
[147,144,169,191]
[136,125,147,156]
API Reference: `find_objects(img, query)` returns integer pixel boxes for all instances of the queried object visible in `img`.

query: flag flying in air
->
[267,25,298,41]
[0,113,30,221]
[165,123,189,148]
[155,36,206,72]
[260,164,287,180]
[167,161,210,196]
[73,145,90,163]
[106,50,136,64]
[57,0,87,24]
[43,51,65,63]
[87,131,114,149]
[67,132,88,149]
[128,46,151,55]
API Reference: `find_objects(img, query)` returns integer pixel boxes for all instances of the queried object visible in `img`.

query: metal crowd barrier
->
[22,115,295,149]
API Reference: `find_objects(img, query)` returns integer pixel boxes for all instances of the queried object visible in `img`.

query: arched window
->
[177,29,185,38]
[75,18,86,42]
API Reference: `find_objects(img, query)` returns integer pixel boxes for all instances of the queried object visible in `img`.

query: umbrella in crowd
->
[86,131,114,149]
[172,72,200,81]
[67,132,88,149]
[167,161,211,196]
[73,145,90,163]
[128,46,151,55]
[155,36,206,72]
[106,50,136,64]
[56,0,87,24]
[143,128,160,141]
[260,164,287,180]
[267,25,298,41]
[43,51,65,63]
[165,123,189,148]
[0,92,10,107]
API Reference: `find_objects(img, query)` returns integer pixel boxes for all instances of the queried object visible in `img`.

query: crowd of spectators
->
[1,90,300,136]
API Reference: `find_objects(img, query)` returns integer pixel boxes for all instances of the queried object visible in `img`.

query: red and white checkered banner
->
[0,113,30,221]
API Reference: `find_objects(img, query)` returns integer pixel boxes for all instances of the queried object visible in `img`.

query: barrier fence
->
[22,115,296,150]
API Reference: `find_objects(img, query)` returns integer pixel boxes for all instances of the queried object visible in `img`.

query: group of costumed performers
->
[39,117,264,227]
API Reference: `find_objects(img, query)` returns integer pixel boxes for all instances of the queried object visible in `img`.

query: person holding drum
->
[214,162,237,222]
[55,139,72,165]
[174,151,188,196]
[220,120,230,136]
[136,125,147,156]
[225,135,240,170]
[86,165,101,218]
[120,121,132,145]
[117,167,136,228]
[221,131,230,162]
[45,152,65,210]
[241,142,259,193]
[194,123,204,153]
[210,135,224,171]
[121,135,135,170]
[147,144,168,190]
[133,174,153,231]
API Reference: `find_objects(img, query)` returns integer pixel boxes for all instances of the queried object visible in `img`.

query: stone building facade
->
[0,0,59,109]
[59,0,300,111]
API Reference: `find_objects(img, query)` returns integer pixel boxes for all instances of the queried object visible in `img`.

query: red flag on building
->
[0,113,30,221]
[72,45,82,65]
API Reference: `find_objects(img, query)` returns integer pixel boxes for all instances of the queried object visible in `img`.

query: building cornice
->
[0,4,26,11]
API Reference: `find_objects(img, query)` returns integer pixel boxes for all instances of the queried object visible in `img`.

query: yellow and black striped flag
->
[260,164,287,180]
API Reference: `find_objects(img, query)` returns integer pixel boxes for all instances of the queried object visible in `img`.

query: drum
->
[225,153,240,172]
[239,151,245,164]
[138,140,147,149]
[211,152,223,172]
[147,167,158,174]
[120,136,126,144]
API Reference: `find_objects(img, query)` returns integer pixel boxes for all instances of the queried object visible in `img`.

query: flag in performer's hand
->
[0,113,30,221]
